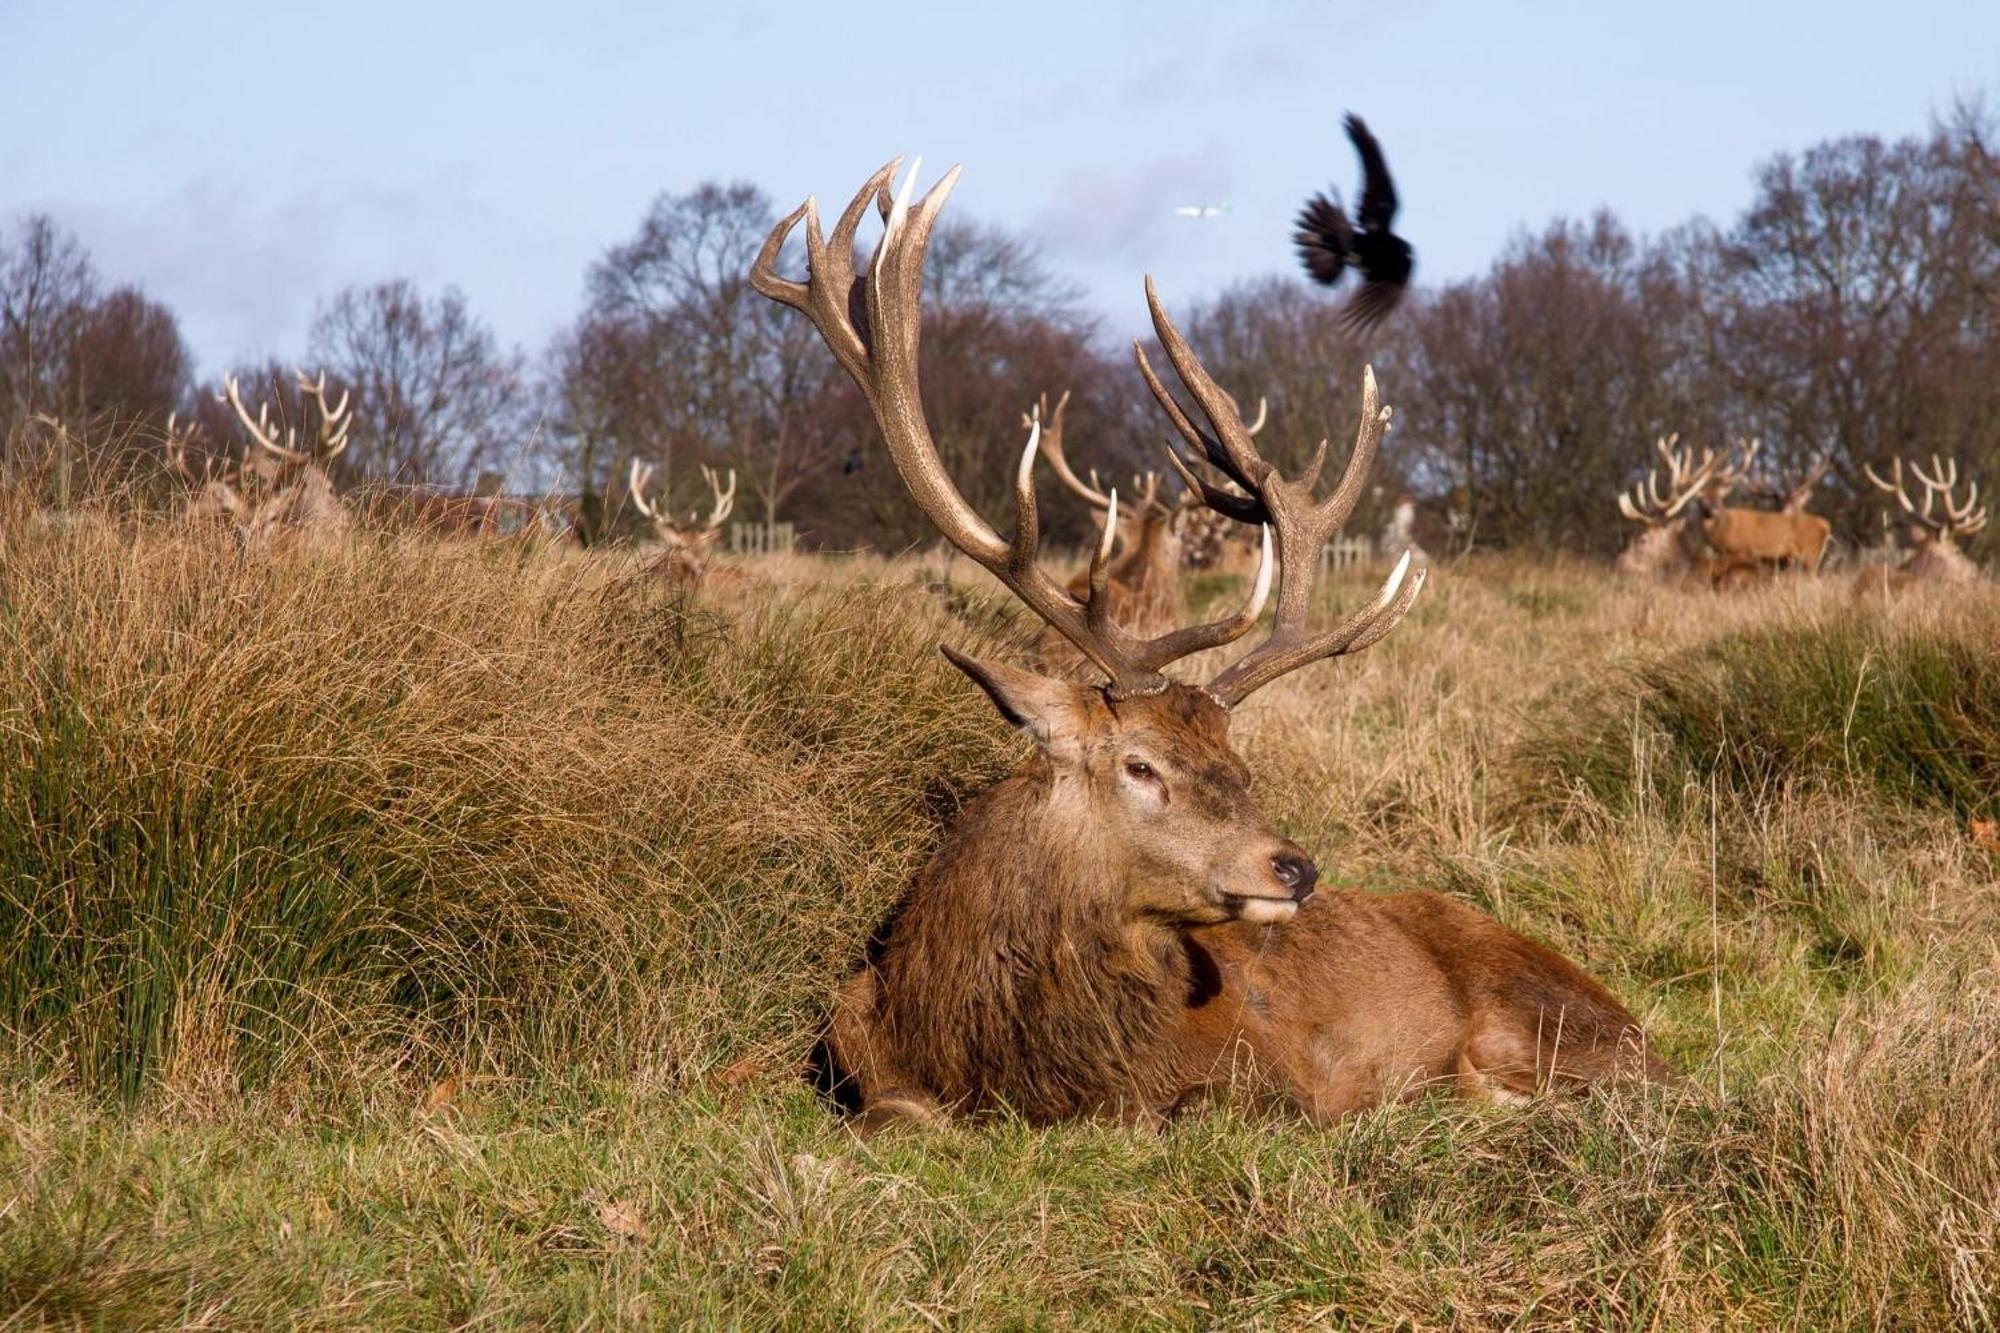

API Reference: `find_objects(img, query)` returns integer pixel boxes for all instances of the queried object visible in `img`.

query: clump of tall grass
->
[0,513,1015,1101]
[1509,596,2000,828]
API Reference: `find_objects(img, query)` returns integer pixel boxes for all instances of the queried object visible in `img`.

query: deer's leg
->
[1454,1008,1672,1101]
[826,966,943,1133]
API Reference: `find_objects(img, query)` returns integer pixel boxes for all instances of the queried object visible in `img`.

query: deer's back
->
[1191,889,1671,1112]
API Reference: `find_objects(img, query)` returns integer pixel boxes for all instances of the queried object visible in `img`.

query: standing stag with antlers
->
[753,158,1671,1129]
[1699,443,1833,582]
[1859,454,1988,589]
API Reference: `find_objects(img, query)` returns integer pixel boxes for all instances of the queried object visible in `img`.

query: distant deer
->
[1857,454,1988,591]
[627,458,738,589]
[172,372,353,548]
[1026,389,1262,668]
[1614,434,1731,581]
[1698,443,1833,579]
[754,158,1672,1129]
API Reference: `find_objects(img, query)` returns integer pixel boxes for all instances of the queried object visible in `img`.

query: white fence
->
[728,521,796,556]
[1320,536,1376,573]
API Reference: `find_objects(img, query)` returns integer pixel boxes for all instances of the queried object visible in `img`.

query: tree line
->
[4,105,1993,556]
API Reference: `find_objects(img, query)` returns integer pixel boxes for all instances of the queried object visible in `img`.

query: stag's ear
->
[941,647,1090,750]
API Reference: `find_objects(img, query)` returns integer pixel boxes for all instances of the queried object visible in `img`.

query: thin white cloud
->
[1034,147,1234,264]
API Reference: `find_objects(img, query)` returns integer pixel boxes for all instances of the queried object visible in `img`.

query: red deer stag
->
[1699,444,1833,582]
[627,458,738,588]
[1027,389,1263,668]
[753,158,1672,1128]
[1615,434,1724,581]
[209,370,354,548]
[1857,454,1988,591]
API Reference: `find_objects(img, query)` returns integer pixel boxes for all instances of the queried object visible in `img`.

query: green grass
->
[1511,603,2000,826]
[0,519,1995,1328]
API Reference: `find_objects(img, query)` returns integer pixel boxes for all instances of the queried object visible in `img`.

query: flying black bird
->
[1294,113,1414,334]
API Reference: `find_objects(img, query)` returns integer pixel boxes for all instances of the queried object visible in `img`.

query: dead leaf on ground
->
[1970,818,1999,854]
[422,1076,462,1114]
[598,1198,648,1243]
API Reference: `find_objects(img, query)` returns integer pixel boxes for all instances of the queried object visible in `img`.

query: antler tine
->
[1158,434,1266,525]
[295,368,352,460]
[222,375,310,464]
[700,465,737,531]
[1135,278,1268,496]
[1029,389,1117,515]
[754,159,1275,694]
[1863,457,1901,496]
[1195,361,1418,706]
[627,458,663,522]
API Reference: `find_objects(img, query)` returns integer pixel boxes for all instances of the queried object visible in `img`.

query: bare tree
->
[64,286,192,427]
[574,180,849,529]
[308,280,523,485]
[0,214,97,437]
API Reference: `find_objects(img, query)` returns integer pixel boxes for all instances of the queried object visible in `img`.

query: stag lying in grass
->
[1026,389,1264,670]
[1857,454,1988,591]
[627,459,737,589]
[753,158,1673,1129]
[1615,433,1727,582]
[178,370,354,549]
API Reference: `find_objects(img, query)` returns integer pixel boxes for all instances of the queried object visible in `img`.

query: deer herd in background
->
[1614,431,1987,592]
[146,364,1988,606]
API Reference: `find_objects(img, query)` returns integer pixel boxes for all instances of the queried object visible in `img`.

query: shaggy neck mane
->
[874,757,1191,1122]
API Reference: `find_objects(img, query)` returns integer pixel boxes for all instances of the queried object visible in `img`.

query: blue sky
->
[5,0,1995,376]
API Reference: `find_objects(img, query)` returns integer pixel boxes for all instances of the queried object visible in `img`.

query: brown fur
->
[827,674,1673,1127]
[1851,532,1984,595]
[1615,520,1702,582]
[183,453,351,551]
[1701,507,1831,571]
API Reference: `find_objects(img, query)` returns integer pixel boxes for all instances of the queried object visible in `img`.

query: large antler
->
[1756,451,1830,514]
[1707,437,1762,499]
[221,369,353,465]
[1616,433,1720,525]
[1135,279,1422,705]
[1026,391,1164,521]
[1865,455,1988,538]
[631,459,737,536]
[750,158,1272,695]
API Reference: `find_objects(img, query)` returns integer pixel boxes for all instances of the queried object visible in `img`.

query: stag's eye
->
[1123,759,1158,782]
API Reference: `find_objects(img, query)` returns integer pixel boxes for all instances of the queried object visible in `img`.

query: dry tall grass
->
[0,506,1994,1327]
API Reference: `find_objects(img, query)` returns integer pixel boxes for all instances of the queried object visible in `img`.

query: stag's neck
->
[876,766,1191,1122]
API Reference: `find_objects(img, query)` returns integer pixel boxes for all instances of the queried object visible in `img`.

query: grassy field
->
[0,512,1995,1329]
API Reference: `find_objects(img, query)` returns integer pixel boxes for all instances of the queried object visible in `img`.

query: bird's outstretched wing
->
[1340,279,1405,335]
[1293,193,1353,286]
[1344,113,1398,231]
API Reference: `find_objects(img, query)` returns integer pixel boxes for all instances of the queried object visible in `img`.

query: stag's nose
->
[1271,852,1319,903]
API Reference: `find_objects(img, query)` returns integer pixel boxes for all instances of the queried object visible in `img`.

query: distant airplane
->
[1172,204,1231,220]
